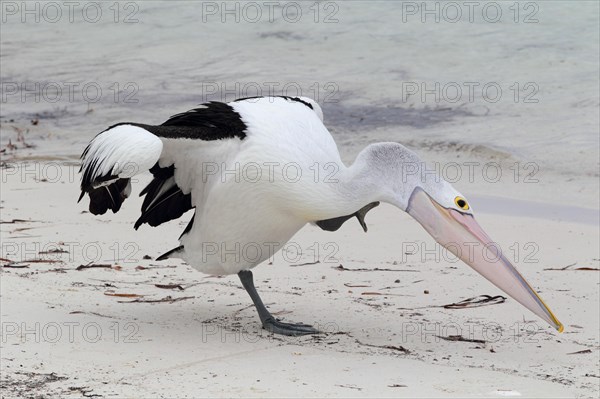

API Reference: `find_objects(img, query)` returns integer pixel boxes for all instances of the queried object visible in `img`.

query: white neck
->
[299,143,412,221]
[286,142,441,223]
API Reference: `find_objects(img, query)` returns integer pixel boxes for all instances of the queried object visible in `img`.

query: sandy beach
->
[1,163,598,398]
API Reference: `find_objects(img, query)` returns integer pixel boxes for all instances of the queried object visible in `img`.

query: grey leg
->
[238,270,320,336]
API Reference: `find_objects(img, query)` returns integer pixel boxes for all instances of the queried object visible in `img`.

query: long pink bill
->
[407,188,563,332]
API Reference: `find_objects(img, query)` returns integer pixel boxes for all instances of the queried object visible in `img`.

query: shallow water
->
[470,194,600,226]
[1,1,598,191]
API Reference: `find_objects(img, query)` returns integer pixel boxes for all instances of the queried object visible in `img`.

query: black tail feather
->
[134,164,193,230]
[84,178,131,215]
[156,245,184,261]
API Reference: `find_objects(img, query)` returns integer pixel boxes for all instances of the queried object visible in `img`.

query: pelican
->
[79,96,563,335]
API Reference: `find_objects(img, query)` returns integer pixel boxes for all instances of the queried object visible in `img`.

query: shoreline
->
[469,194,600,226]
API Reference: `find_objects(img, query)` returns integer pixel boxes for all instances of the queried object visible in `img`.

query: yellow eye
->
[454,196,469,210]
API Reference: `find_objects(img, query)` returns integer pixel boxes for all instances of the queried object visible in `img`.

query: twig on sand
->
[2,263,30,268]
[155,284,185,290]
[154,282,206,290]
[1,257,35,268]
[22,259,63,264]
[76,263,112,271]
[544,263,599,271]
[0,219,37,224]
[443,295,506,309]
[397,294,506,311]
[333,265,419,272]
[118,295,195,304]
[1,256,61,265]
[355,339,410,354]
[136,264,178,270]
[69,311,114,319]
[436,335,486,344]
[567,349,593,355]
[88,278,154,285]
[104,292,143,298]
[38,248,69,254]
[544,262,576,271]
[335,384,363,391]
[290,260,320,267]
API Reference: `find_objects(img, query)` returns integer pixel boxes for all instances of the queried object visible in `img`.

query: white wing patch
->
[82,124,163,185]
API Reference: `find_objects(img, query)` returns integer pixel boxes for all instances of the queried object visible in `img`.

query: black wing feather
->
[81,101,248,231]
[316,202,380,232]
[134,165,192,230]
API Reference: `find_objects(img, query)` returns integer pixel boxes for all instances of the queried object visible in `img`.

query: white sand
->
[1,164,598,398]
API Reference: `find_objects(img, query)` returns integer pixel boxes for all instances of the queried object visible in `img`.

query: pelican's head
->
[362,143,563,332]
